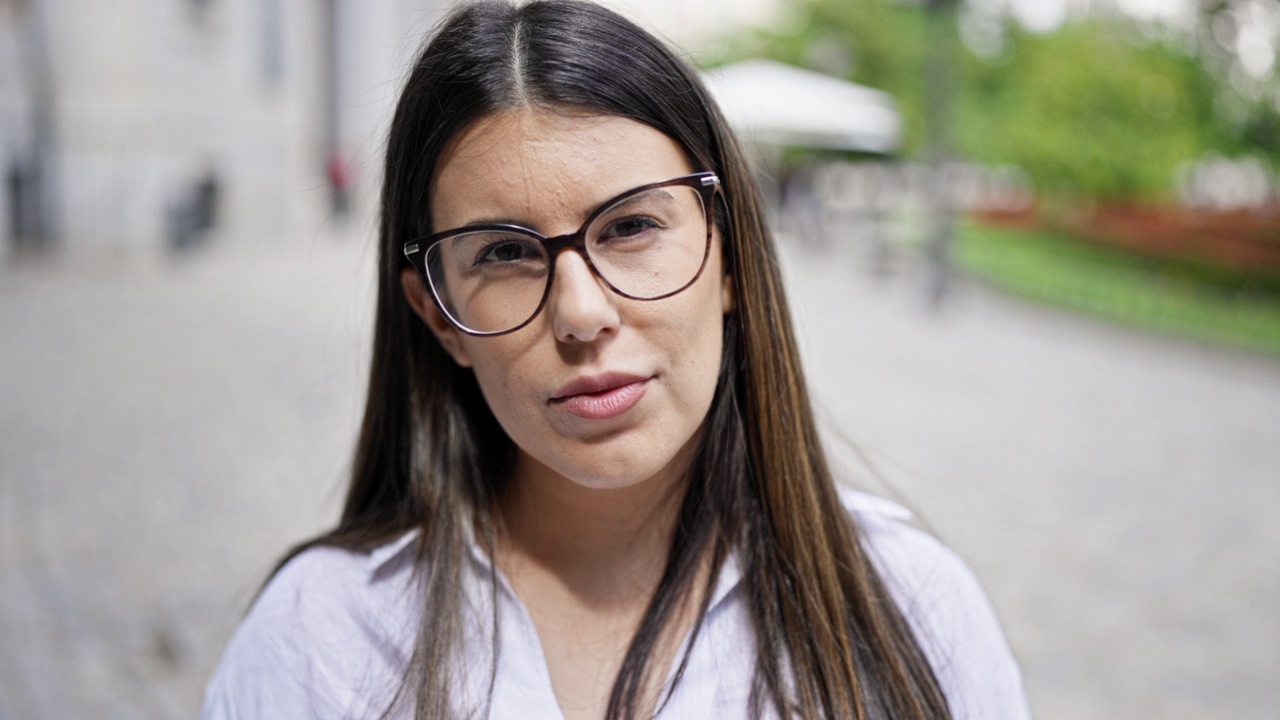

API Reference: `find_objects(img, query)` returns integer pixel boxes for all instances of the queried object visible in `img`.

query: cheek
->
[661,283,727,410]
[460,342,536,431]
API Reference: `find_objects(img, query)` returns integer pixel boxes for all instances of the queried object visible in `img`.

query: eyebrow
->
[453,218,534,231]
[607,188,677,213]
[439,185,680,236]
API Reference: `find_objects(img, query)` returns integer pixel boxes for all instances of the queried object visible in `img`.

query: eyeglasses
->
[404,172,720,336]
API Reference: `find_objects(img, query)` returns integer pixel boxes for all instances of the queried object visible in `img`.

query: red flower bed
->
[973,203,1280,280]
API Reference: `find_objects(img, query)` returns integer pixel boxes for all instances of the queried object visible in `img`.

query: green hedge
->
[956,224,1280,355]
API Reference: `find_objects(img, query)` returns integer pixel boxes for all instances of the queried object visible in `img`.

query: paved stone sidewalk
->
[0,240,372,719]
[779,246,1280,720]
[1,236,1277,718]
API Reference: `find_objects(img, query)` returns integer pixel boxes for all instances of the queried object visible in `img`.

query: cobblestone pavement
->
[2,234,1277,719]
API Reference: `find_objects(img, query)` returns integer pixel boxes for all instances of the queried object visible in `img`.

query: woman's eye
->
[605,216,660,239]
[479,240,534,264]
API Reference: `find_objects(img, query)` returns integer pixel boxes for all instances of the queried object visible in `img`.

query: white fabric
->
[203,487,1032,719]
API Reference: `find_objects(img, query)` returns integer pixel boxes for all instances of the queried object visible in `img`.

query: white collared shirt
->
[203,488,1032,719]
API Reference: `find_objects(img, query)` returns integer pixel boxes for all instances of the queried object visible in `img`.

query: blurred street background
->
[2,0,1278,718]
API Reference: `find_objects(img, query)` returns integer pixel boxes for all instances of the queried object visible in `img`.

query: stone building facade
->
[0,0,450,258]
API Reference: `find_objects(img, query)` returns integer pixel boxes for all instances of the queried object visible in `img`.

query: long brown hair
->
[290,1,951,718]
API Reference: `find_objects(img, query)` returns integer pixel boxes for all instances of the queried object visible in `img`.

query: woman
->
[204,2,1030,718]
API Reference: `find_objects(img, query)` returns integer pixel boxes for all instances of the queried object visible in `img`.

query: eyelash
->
[472,238,539,267]
[601,215,663,239]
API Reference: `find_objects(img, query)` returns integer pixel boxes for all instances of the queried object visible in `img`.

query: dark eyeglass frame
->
[403,171,721,337]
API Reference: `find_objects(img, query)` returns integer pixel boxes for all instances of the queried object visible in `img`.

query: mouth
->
[550,373,651,420]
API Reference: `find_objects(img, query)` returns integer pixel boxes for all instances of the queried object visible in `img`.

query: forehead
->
[430,109,694,231]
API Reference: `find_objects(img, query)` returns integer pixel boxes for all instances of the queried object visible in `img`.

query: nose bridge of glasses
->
[550,239,610,291]
[541,224,606,288]
[541,225,591,256]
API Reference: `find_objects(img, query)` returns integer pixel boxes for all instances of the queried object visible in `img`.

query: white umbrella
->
[702,59,902,154]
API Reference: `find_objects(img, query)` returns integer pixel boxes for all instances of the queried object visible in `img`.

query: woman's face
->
[403,108,732,492]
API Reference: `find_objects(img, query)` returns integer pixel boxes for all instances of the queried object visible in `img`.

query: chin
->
[553,454,679,492]
[517,428,697,494]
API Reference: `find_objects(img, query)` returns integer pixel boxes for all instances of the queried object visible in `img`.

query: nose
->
[548,250,620,344]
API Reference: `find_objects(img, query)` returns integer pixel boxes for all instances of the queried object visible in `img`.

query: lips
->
[550,373,650,420]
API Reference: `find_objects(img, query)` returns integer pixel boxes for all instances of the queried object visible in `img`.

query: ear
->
[721,271,735,315]
[400,268,473,367]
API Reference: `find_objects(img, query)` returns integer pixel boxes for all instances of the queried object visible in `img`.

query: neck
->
[495,451,691,607]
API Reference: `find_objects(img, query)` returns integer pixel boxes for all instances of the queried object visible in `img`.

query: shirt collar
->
[707,547,743,613]
[368,528,420,571]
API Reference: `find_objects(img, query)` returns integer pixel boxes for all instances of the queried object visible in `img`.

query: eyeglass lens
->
[425,184,708,334]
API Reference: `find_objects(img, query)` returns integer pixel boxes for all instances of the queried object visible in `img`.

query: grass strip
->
[956,224,1280,357]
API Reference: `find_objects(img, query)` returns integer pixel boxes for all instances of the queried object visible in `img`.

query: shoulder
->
[838,488,976,615]
[836,486,1033,720]
[201,534,419,720]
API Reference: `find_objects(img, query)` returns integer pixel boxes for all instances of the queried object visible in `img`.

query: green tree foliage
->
[960,22,1212,201]
[705,0,1274,203]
